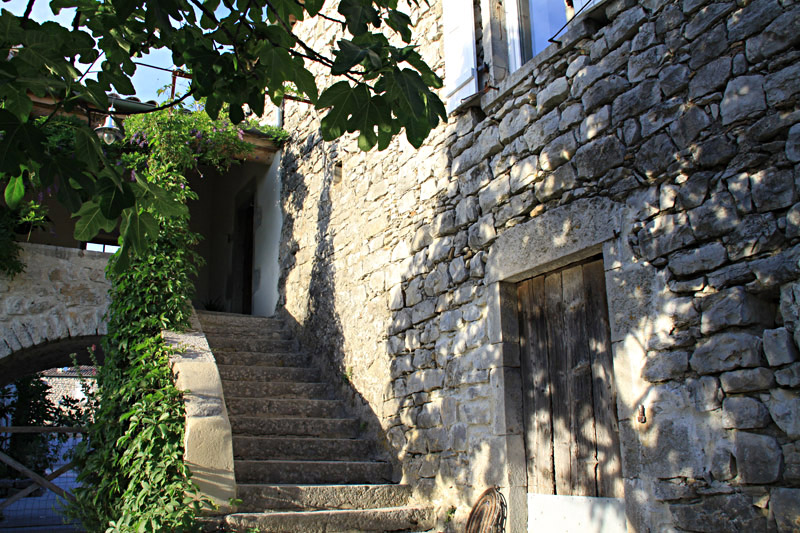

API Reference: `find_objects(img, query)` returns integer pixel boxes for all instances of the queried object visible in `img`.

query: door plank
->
[544,271,572,495]
[561,265,598,497]
[583,260,624,498]
[518,277,555,494]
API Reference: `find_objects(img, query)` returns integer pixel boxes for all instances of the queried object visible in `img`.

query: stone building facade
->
[275,0,800,530]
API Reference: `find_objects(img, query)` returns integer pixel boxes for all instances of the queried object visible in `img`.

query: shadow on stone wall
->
[276,135,401,477]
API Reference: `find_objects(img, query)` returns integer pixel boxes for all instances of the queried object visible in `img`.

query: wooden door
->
[517,257,623,498]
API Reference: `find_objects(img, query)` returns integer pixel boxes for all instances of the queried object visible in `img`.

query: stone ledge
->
[165,309,236,514]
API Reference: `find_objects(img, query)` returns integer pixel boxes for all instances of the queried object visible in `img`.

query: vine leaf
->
[73,200,117,241]
[4,175,25,209]
[318,81,360,141]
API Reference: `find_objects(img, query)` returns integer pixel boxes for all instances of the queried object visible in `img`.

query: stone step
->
[233,436,373,461]
[222,380,330,399]
[201,324,288,338]
[229,417,360,439]
[213,506,434,532]
[236,483,412,512]
[218,365,320,382]
[207,337,298,352]
[227,398,343,418]
[235,460,395,485]
[196,310,284,327]
[215,350,308,368]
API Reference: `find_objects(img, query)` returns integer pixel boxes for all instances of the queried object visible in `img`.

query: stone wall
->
[277,0,800,530]
[0,243,110,381]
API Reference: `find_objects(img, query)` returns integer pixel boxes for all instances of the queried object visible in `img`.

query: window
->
[85,242,120,254]
[442,0,604,112]
[506,0,598,73]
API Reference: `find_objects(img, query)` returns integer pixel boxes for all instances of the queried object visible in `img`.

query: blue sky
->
[4,0,191,103]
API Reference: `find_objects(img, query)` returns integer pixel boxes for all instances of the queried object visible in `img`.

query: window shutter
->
[442,0,478,113]
[504,0,523,73]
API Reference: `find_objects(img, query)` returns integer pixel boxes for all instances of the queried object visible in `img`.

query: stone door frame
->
[483,197,652,532]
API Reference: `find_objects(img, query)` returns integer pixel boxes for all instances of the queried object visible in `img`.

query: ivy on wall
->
[62,108,281,531]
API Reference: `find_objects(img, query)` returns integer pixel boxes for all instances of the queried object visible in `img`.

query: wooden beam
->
[0,451,74,502]
[0,460,76,511]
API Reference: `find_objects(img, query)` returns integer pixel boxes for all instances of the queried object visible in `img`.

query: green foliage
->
[67,109,244,532]
[1,0,441,274]
[0,206,23,276]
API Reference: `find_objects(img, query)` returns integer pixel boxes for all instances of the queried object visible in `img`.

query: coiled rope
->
[465,486,507,533]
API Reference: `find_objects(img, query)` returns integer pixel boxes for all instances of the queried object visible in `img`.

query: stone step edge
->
[201,506,434,533]
[235,483,412,510]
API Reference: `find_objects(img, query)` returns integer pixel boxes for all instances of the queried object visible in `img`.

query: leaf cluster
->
[65,110,245,531]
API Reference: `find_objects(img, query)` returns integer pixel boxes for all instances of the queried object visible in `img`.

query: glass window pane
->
[529,0,567,56]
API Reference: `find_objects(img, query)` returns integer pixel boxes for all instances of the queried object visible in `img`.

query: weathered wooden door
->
[517,257,623,498]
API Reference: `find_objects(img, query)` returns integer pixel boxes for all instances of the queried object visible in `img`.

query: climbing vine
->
[66,109,282,531]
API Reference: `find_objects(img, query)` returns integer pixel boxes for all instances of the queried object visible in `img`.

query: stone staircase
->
[195,310,433,532]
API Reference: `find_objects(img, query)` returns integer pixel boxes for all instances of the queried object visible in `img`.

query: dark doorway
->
[231,195,254,315]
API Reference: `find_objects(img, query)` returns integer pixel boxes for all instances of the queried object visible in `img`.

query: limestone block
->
[684,2,734,40]
[719,368,775,393]
[499,104,535,144]
[524,108,560,154]
[776,363,800,387]
[720,75,767,126]
[642,351,689,382]
[405,277,423,307]
[638,212,697,260]
[559,103,583,131]
[689,56,731,101]
[708,262,756,290]
[670,493,766,532]
[478,174,511,212]
[509,154,538,193]
[783,441,800,483]
[725,213,781,262]
[579,105,610,142]
[636,133,678,177]
[686,376,723,413]
[641,417,705,478]
[457,161,492,196]
[670,104,710,149]
[734,431,782,484]
[688,191,740,241]
[432,211,457,237]
[749,245,800,289]
[582,75,629,113]
[406,369,444,394]
[455,196,480,228]
[688,23,727,70]
[534,164,577,202]
[537,77,569,115]
[539,132,577,172]
[411,300,436,324]
[745,6,800,63]
[710,447,736,481]
[467,214,496,249]
[764,63,800,108]
[659,64,690,98]
[389,284,405,311]
[605,5,646,49]
[770,488,800,533]
[669,242,727,277]
[428,236,454,265]
[763,327,800,366]
[448,257,468,284]
[612,79,661,124]
[573,134,625,179]
[727,0,780,42]
[787,123,800,163]
[749,168,795,213]
[411,225,432,253]
[691,135,737,168]
[184,415,236,510]
[722,397,770,429]
[767,388,800,439]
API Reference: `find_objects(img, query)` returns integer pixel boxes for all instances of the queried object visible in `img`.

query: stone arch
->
[0,243,111,383]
